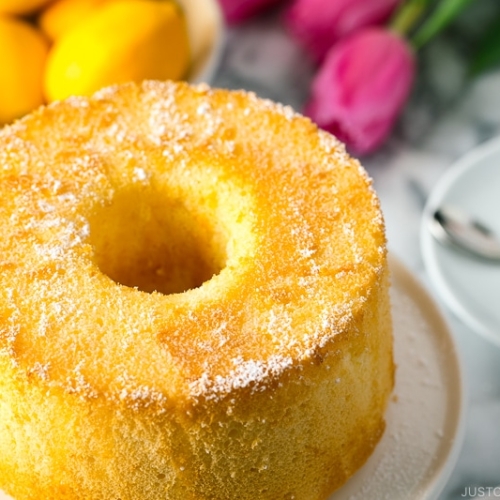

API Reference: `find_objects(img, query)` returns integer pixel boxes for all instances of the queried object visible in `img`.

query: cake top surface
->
[0,81,386,408]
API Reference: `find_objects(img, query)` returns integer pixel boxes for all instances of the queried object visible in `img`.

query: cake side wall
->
[0,265,393,500]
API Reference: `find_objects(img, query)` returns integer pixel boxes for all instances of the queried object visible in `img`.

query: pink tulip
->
[218,0,283,25]
[285,0,401,62]
[304,28,415,155]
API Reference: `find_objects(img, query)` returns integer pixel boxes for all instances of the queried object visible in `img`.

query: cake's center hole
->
[89,187,227,295]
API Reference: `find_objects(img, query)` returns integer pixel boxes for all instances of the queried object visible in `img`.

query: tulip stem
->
[391,0,475,50]
[390,0,430,37]
[411,0,475,49]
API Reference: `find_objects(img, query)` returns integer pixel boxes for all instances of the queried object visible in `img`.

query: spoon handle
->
[430,205,500,262]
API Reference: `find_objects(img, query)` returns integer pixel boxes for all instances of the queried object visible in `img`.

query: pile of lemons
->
[0,0,190,125]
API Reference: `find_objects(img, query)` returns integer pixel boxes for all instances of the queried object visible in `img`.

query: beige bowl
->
[181,0,225,83]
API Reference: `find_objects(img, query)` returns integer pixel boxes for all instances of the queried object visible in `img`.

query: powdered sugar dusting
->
[0,80,387,408]
[132,167,149,182]
[189,354,294,400]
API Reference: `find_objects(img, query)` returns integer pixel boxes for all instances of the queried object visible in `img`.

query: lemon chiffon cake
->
[0,80,393,500]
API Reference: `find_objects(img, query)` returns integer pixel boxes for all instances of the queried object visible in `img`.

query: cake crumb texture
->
[0,81,393,499]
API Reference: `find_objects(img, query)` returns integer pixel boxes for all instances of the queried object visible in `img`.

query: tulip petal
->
[218,0,282,24]
[305,28,415,154]
[285,0,401,62]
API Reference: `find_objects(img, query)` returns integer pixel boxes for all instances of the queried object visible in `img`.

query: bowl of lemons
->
[0,0,224,125]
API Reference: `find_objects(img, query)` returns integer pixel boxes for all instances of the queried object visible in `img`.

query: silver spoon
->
[429,205,500,262]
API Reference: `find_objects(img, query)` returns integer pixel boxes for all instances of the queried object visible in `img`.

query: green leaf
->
[412,0,475,49]
[470,15,500,75]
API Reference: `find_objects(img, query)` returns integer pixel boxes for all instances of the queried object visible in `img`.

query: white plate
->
[421,136,500,347]
[181,0,225,84]
[0,257,464,500]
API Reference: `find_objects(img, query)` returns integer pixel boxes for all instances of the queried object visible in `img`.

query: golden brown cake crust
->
[0,81,393,499]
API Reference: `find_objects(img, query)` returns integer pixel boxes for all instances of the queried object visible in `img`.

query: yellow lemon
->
[44,0,191,102]
[0,0,52,15]
[39,0,108,41]
[0,15,49,125]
